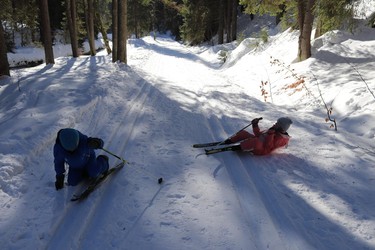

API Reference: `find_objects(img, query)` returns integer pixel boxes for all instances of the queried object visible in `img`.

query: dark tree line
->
[179,0,238,45]
[0,0,370,77]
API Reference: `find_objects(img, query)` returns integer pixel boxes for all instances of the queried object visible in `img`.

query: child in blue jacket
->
[53,128,109,190]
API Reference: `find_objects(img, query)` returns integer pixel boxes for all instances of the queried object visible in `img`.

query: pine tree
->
[369,12,375,28]
[112,0,127,63]
[297,0,315,61]
[66,0,80,57]
[95,0,112,54]
[118,0,127,63]
[240,0,357,61]
[38,0,55,64]
[2,0,39,47]
[180,0,211,45]
[225,0,238,43]
[128,0,154,38]
[157,0,183,39]
[0,0,12,76]
[314,0,356,38]
[218,0,224,44]
[85,0,96,56]
[112,0,118,62]
[0,21,10,76]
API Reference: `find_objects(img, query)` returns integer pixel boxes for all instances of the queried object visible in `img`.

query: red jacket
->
[231,124,290,155]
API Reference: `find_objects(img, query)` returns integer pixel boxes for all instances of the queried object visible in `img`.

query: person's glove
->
[55,175,64,190]
[87,137,104,149]
[251,117,263,126]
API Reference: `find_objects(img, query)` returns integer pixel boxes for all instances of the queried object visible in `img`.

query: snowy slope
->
[1,15,375,250]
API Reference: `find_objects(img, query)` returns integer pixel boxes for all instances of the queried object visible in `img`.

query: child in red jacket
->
[216,117,292,155]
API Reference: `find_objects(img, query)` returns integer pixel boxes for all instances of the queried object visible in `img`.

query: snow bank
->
[7,39,106,68]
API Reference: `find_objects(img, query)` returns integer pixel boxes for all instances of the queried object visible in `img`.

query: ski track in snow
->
[203,115,375,250]
[125,36,375,249]
[45,60,159,249]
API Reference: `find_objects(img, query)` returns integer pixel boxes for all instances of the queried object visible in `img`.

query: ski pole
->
[233,117,262,135]
[101,147,164,184]
[101,147,128,164]
[217,117,262,146]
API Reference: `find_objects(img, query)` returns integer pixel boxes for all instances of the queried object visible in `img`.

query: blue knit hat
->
[276,117,293,132]
[59,128,80,151]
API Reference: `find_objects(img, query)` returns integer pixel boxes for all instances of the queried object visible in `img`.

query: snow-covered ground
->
[1,10,375,250]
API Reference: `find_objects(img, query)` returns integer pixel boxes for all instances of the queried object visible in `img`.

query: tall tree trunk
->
[231,0,238,41]
[314,17,322,38]
[134,1,139,38]
[112,0,118,62]
[86,0,96,56]
[117,0,127,63]
[226,0,232,42]
[12,1,16,48]
[66,0,79,57]
[38,0,55,64]
[218,0,224,44]
[297,0,315,61]
[0,21,10,76]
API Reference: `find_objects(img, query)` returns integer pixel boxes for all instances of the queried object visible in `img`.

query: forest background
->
[1,0,375,77]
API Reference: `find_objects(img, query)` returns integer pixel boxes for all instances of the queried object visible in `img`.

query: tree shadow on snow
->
[230,152,374,249]
[3,58,373,250]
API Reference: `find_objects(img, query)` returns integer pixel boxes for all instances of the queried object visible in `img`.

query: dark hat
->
[276,117,293,132]
[59,128,79,151]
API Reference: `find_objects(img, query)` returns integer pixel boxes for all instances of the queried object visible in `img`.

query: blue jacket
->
[54,130,96,176]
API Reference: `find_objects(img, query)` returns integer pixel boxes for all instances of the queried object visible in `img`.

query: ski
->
[204,148,226,155]
[194,118,262,149]
[204,145,240,155]
[71,161,125,202]
[192,141,223,148]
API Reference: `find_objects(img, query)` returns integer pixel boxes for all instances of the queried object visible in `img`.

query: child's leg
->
[86,153,109,178]
[240,137,258,151]
[229,130,254,143]
[67,168,85,186]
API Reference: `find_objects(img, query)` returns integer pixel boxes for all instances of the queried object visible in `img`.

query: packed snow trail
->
[1,30,375,249]
[127,35,375,249]
[45,62,155,249]
[2,49,256,249]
